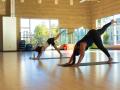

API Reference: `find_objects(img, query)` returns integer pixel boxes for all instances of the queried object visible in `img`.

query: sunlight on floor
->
[0,50,120,90]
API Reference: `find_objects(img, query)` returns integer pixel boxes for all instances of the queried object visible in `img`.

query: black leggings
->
[70,22,112,64]
[90,30,111,58]
[70,31,111,65]
[92,22,112,58]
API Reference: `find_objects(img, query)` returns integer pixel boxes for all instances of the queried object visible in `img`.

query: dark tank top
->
[74,30,95,56]
[76,30,95,50]
[47,38,55,46]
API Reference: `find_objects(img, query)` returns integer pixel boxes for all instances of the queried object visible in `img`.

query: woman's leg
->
[92,33,112,62]
[96,22,111,35]
[53,45,62,58]
[44,42,49,49]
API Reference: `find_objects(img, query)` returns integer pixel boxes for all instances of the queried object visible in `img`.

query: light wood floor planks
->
[0,49,120,90]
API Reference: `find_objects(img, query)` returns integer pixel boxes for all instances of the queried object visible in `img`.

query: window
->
[59,28,68,44]
[96,14,120,45]
[20,18,89,48]
[20,18,59,47]
[73,27,88,43]
[20,19,31,43]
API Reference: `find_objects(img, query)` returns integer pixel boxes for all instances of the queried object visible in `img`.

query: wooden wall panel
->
[91,0,120,28]
[0,0,10,51]
[15,0,91,28]
[0,1,5,51]
[0,1,6,15]
[0,16,3,51]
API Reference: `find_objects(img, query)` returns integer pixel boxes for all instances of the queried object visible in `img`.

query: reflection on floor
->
[0,49,120,90]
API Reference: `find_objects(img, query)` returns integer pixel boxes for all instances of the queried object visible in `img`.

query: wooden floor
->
[0,49,120,90]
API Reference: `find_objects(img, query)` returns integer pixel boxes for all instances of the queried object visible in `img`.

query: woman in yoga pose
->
[33,31,65,59]
[62,20,116,66]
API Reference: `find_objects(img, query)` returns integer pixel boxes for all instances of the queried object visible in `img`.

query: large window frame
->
[96,14,120,45]
[20,18,59,46]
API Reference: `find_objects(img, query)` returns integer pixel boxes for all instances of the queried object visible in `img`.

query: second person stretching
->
[34,31,65,60]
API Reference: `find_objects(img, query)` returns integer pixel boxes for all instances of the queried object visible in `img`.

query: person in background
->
[33,31,65,60]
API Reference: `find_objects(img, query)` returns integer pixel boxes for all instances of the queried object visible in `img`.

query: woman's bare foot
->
[71,63,81,67]
[62,63,73,66]
[107,57,113,64]
[60,53,62,59]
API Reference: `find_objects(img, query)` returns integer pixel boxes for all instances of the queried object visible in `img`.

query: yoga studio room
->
[0,0,120,90]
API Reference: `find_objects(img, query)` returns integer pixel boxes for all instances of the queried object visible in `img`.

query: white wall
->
[3,17,17,51]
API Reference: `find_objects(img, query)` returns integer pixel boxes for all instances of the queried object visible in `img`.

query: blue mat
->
[29,56,70,60]
[58,62,120,66]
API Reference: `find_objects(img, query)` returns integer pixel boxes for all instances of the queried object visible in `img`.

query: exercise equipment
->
[29,56,70,60]
[58,61,120,66]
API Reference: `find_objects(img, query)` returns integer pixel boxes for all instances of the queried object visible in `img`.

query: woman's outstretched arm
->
[54,31,65,40]
[75,42,87,66]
